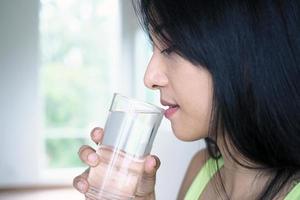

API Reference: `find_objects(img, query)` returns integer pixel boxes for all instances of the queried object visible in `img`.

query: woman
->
[73,0,300,199]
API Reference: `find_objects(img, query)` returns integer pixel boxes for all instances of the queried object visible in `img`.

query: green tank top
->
[184,157,300,200]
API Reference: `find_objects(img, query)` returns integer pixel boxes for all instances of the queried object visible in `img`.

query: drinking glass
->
[85,93,164,200]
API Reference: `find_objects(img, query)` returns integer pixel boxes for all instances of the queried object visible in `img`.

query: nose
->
[143,53,168,90]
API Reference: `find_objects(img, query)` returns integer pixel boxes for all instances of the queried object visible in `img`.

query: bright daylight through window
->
[40,0,118,169]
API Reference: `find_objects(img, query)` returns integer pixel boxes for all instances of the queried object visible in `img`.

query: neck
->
[215,137,271,199]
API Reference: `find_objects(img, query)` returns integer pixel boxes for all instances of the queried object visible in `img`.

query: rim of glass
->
[111,93,165,114]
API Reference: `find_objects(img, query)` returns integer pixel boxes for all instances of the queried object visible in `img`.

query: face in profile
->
[144,36,214,141]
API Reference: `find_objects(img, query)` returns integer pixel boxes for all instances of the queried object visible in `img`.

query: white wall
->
[0,0,204,199]
[0,0,42,186]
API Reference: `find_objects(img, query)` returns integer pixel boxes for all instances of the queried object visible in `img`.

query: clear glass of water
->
[86,93,164,200]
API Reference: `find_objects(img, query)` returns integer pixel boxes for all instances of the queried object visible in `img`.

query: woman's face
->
[144,36,214,141]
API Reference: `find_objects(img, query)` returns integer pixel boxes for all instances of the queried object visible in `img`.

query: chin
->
[171,124,205,141]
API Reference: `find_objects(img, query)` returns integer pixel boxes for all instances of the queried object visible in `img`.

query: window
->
[40,0,120,169]
[39,0,157,172]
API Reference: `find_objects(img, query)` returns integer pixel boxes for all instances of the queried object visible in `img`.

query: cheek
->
[165,57,214,141]
[171,75,213,140]
[171,103,212,141]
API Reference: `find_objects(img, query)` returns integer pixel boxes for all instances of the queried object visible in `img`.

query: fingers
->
[78,145,99,167]
[78,127,103,167]
[74,127,103,194]
[73,168,90,193]
[90,127,104,145]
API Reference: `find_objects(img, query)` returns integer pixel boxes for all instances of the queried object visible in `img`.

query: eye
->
[160,45,176,55]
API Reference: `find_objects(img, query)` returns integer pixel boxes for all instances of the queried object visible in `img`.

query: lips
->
[164,105,179,118]
[160,99,179,119]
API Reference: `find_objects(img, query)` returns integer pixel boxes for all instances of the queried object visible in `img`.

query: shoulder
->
[177,148,210,200]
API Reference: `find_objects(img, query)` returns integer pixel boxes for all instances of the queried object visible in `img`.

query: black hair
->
[134,0,300,199]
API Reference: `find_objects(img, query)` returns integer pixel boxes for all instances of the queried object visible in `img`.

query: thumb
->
[135,155,161,197]
[144,155,161,176]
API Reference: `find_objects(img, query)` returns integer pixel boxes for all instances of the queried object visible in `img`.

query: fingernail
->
[77,181,85,191]
[88,153,98,163]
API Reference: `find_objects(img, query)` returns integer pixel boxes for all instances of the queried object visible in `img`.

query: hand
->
[73,127,161,200]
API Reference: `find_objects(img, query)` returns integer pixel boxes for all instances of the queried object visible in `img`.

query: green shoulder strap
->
[184,157,224,200]
[184,156,300,200]
[284,182,300,200]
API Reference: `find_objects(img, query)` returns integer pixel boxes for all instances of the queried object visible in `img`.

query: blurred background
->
[0,0,204,199]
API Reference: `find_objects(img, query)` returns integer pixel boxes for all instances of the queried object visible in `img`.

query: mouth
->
[160,99,180,119]
[164,105,179,119]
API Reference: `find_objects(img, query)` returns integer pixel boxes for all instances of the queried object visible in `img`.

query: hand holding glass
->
[85,93,164,200]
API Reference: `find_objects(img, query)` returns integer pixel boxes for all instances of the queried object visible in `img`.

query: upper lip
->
[160,99,178,107]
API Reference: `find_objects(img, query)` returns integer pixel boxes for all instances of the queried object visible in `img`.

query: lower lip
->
[164,106,179,119]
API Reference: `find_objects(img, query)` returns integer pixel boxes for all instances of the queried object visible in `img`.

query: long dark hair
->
[134,0,300,199]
